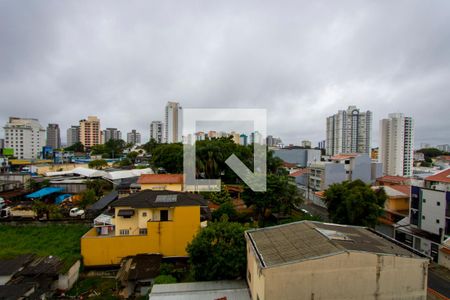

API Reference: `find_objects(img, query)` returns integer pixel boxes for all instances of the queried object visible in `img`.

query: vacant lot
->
[0,224,90,270]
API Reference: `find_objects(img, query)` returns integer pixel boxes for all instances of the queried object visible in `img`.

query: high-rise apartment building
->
[150,121,163,143]
[326,106,372,156]
[102,128,122,143]
[66,125,80,147]
[301,140,312,148]
[3,117,46,159]
[127,129,141,145]
[379,113,414,176]
[46,123,61,149]
[164,102,182,143]
[79,116,101,148]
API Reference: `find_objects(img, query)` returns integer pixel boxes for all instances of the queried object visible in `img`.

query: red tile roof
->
[389,185,411,196]
[282,162,298,168]
[436,155,450,162]
[330,153,358,160]
[376,175,411,184]
[425,168,450,184]
[289,169,310,177]
[138,174,184,184]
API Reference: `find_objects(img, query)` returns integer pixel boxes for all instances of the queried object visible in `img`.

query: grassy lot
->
[0,224,90,271]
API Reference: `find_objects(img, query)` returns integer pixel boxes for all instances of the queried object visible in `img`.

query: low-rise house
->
[137,174,184,191]
[374,185,411,225]
[246,221,428,300]
[394,185,449,262]
[81,190,205,266]
[116,254,162,298]
[423,168,450,191]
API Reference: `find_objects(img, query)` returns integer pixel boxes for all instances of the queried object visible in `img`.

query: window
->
[139,228,147,235]
[119,229,129,235]
[160,210,169,221]
[437,202,440,206]
[436,219,440,224]
[422,215,425,220]
[142,212,147,217]
[423,199,426,203]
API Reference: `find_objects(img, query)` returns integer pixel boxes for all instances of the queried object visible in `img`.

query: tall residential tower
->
[150,121,163,143]
[164,101,182,143]
[79,116,101,148]
[326,106,372,156]
[46,123,61,149]
[379,113,414,176]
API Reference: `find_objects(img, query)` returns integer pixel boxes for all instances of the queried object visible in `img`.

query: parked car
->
[69,207,85,217]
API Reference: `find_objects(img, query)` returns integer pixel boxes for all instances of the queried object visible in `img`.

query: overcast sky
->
[1,1,449,147]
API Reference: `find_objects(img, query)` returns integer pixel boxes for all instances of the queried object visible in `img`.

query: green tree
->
[150,143,184,173]
[65,142,85,152]
[127,151,139,164]
[79,189,97,208]
[324,180,387,228]
[154,275,177,284]
[186,220,247,281]
[212,202,238,222]
[88,159,108,170]
[86,179,112,198]
[242,174,301,226]
[207,185,233,205]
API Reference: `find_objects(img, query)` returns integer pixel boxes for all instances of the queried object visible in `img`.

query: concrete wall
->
[324,163,346,188]
[248,251,428,300]
[351,154,372,183]
[140,183,183,192]
[57,260,80,290]
[81,206,200,266]
[273,149,321,167]
[420,188,446,236]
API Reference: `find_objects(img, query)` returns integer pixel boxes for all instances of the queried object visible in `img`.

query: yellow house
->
[373,185,410,225]
[246,221,428,300]
[81,190,204,266]
[138,174,184,191]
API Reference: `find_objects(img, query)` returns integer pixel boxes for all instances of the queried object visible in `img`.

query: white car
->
[69,207,85,217]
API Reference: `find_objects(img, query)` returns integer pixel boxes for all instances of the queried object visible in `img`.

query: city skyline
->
[0,1,449,146]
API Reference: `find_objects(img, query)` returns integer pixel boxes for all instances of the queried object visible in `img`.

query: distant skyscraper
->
[318,140,326,150]
[240,134,248,146]
[326,106,372,156]
[150,121,163,143]
[79,116,101,147]
[103,128,122,143]
[46,123,61,149]
[127,129,141,145]
[379,113,414,177]
[301,140,312,148]
[3,117,46,159]
[164,101,182,143]
[66,125,80,147]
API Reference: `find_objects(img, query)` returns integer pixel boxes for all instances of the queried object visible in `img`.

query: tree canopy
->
[88,159,108,170]
[323,180,387,228]
[91,139,127,158]
[186,220,247,281]
[242,174,301,226]
[64,142,85,152]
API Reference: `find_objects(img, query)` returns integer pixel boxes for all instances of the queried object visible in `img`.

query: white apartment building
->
[379,113,414,177]
[164,101,182,143]
[150,121,163,143]
[326,106,372,156]
[127,129,141,145]
[3,117,46,159]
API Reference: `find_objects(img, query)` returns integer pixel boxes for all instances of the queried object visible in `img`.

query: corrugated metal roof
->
[247,221,422,268]
[149,280,250,300]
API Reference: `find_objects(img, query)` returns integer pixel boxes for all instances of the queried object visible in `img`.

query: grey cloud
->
[0,0,449,146]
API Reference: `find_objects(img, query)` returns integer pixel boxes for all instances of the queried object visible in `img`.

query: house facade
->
[137,174,184,192]
[246,221,428,300]
[81,190,203,266]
